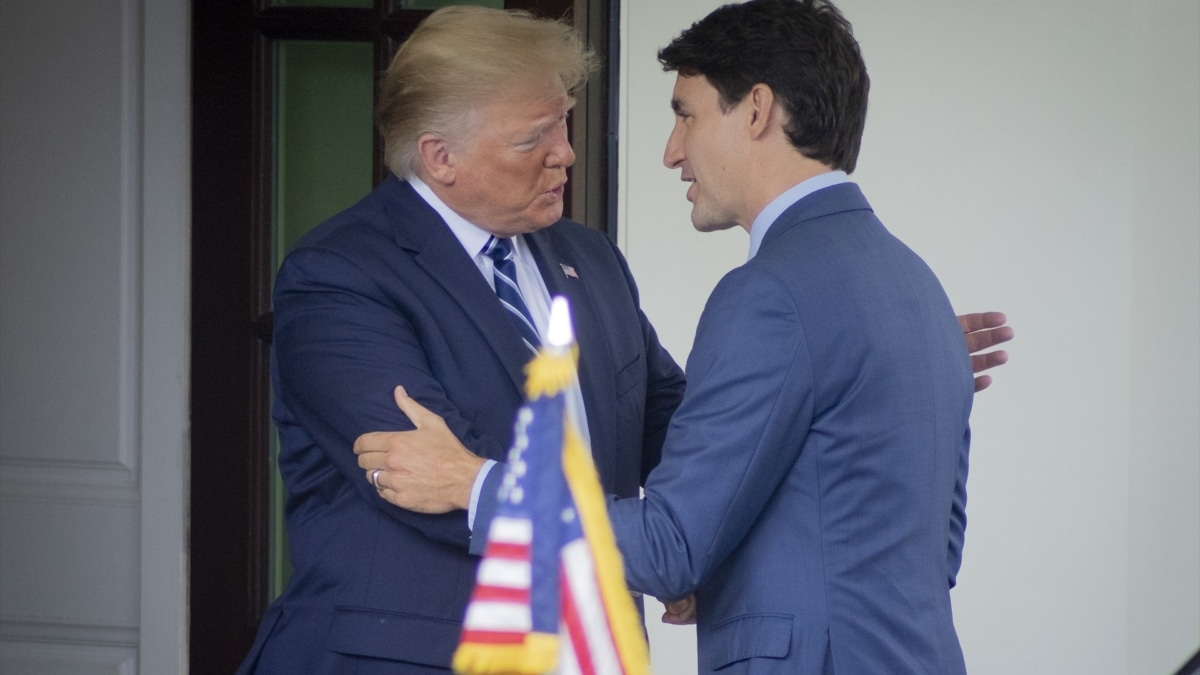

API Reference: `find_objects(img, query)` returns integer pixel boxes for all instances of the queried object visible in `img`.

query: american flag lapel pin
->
[559,263,578,279]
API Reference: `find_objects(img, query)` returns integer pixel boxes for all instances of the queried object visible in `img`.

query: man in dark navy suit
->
[236,6,686,673]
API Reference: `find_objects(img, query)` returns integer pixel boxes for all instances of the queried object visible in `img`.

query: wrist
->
[457,454,487,511]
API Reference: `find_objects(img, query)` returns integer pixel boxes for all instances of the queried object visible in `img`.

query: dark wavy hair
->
[658,0,869,173]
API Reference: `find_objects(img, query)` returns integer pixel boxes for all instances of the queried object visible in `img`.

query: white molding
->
[138,0,191,671]
[0,632,137,675]
[0,459,138,505]
[0,618,138,648]
[118,0,144,482]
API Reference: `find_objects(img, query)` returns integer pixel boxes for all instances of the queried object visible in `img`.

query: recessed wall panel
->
[0,0,136,471]
[0,496,140,627]
[0,640,136,675]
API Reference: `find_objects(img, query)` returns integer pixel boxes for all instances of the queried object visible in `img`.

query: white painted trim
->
[0,618,139,647]
[118,0,144,482]
[0,459,138,498]
[138,0,191,671]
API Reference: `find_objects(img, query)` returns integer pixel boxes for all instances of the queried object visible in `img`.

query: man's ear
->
[417,134,455,185]
[746,83,778,140]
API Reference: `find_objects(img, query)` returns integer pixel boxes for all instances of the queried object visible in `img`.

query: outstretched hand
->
[354,386,486,514]
[958,311,1014,392]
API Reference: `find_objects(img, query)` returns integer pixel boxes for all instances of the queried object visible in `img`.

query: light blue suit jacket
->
[610,183,972,674]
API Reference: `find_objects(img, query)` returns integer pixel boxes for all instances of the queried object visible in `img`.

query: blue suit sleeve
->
[273,245,507,550]
[609,267,813,600]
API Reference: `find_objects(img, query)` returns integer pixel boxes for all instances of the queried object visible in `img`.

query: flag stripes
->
[561,535,622,675]
[453,302,650,675]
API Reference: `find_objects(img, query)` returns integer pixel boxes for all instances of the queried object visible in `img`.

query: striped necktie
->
[483,236,540,354]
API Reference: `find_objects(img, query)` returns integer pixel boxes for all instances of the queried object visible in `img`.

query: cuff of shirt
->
[467,459,498,531]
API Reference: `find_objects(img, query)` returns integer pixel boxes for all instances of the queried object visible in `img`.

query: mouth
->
[683,176,696,202]
[546,183,566,201]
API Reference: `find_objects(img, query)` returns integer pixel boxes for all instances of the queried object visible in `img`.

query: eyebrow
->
[513,99,578,143]
[534,97,577,130]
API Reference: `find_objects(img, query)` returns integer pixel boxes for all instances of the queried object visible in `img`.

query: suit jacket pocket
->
[327,605,461,667]
[707,613,793,671]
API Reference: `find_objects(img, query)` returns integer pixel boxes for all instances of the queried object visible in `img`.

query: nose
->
[663,121,684,170]
[546,121,576,169]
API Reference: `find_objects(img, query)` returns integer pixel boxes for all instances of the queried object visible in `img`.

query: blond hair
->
[376,6,597,178]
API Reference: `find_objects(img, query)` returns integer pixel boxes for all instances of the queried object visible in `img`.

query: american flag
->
[454,299,650,675]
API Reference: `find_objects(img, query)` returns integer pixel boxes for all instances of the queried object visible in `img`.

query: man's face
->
[447,77,575,237]
[663,74,749,232]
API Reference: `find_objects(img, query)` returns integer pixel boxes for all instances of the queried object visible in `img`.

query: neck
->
[741,155,835,229]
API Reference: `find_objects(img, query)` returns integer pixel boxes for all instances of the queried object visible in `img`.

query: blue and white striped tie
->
[483,236,540,355]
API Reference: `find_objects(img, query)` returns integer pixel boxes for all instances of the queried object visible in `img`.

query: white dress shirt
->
[409,176,590,530]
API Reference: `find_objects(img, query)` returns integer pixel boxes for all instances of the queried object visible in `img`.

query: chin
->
[528,209,564,230]
[691,217,739,233]
[690,207,726,233]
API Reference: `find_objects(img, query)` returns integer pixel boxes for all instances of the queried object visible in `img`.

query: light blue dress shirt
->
[747,170,849,259]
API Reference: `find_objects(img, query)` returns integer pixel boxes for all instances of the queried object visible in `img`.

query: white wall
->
[0,0,190,673]
[0,1,1192,672]
[619,1,1200,674]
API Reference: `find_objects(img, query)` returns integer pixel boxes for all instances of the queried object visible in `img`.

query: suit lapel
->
[381,177,531,393]
[526,227,614,476]
[526,226,600,357]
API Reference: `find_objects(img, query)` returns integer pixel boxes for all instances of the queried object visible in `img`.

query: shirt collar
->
[747,170,849,260]
[409,175,496,258]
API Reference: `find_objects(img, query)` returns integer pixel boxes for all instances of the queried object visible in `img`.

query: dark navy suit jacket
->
[610,183,973,674]
[237,175,684,673]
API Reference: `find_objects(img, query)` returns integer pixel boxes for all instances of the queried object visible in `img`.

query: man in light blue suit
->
[606,0,974,671]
